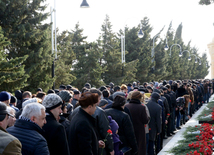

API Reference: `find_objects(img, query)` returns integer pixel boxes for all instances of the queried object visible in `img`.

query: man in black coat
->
[42,94,69,155]
[146,92,162,155]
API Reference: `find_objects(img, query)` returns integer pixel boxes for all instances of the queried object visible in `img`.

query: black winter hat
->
[10,96,17,104]
[127,83,132,87]
[99,99,108,107]
[99,86,107,92]
[66,85,72,90]
[151,92,161,101]
[153,88,161,94]
[73,90,80,95]
[59,85,66,90]
[15,90,22,100]
[84,83,91,89]
[146,86,153,90]
[47,89,55,94]
[37,88,43,92]
[162,87,168,91]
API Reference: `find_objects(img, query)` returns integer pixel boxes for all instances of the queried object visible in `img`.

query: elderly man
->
[42,94,69,155]
[7,103,49,155]
[0,102,22,155]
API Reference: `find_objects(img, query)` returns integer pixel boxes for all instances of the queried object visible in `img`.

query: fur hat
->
[59,90,72,102]
[42,94,63,111]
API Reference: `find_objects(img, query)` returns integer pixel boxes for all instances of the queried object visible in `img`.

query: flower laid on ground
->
[187,123,214,155]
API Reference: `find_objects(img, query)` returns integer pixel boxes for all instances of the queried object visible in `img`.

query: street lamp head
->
[195,59,197,63]
[164,44,169,51]
[199,62,201,65]
[80,0,89,8]
[188,56,191,61]
[179,51,182,57]
[138,29,144,38]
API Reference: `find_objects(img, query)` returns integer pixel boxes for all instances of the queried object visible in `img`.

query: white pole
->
[54,0,57,59]
[51,7,54,55]
[121,36,123,63]
[123,27,125,63]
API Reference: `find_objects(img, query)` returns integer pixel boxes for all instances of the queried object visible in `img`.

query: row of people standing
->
[0,79,212,155]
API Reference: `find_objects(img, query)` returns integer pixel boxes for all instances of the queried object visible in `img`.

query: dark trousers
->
[146,133,149,155]
[176,111,181,128]
[155,134,162,154]
[167,115,172,136]
[171,107,176,131]
[148,140,155,155]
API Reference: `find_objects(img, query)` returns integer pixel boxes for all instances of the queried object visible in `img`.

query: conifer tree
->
[55,30,76,88]
[124,17,154,83]
[0,0,53,92]
[71,42,105,89]
[0,26,28,92]
[70,23,105,89]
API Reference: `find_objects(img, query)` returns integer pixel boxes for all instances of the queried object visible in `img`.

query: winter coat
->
[69,106,114,155]
[125,99,149,155]
[105,107,138,154]
[68,108,98,155]
[146,97,162,141]
[92,106,114,155]
[71,98,78,108]
[42,112,69,155]
[59,113,70,134]
[160,95,170,119]
[164,93,172,113]
[7,119,49,155]
[0,126,22,155]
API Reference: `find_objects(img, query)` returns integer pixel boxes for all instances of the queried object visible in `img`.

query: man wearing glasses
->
[0,102,22,155]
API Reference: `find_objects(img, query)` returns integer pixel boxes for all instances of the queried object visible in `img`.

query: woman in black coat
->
[68,92,102,155]
[125,91,149,155]
[105,95,138,155]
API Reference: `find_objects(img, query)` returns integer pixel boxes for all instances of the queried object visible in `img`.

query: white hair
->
[22,98,40,108]
[21,102,46,119]
[7,106,15,114]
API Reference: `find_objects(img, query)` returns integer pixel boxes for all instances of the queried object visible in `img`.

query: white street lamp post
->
[51,0,89,89]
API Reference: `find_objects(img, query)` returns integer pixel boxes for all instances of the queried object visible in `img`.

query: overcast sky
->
[44,0,214,78]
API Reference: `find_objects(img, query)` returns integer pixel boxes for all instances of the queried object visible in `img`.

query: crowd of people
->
[0,79,213,155]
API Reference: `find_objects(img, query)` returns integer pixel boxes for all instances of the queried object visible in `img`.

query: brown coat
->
[0,126,22,155]
[125,99,149,155]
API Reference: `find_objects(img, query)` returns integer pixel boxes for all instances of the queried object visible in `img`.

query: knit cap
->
[59,90,72,102]
[0,91,11,102]
[42,94,63,111]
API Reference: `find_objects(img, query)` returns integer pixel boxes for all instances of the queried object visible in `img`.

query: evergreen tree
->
[71,42,105,89]
[0,0,53,92]
[71,23,105,89]
[166,23,184,80]
[124,17,154,83]
[55,30,76,88]
[0,26,28,92]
